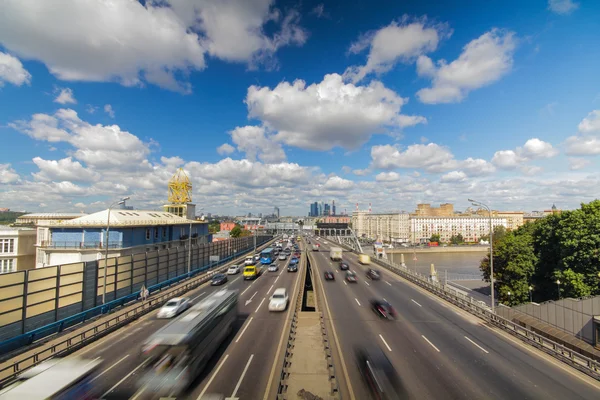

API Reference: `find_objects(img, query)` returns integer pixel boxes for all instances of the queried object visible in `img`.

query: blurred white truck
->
[330,247,343,261]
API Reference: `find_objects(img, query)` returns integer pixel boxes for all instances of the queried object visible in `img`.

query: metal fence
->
[0,235,270,346]
[325,236,600,380]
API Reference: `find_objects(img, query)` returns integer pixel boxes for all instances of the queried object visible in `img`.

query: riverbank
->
[386,246,489,254]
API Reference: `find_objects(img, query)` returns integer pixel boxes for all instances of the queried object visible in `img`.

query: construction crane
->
[168,168,192,204]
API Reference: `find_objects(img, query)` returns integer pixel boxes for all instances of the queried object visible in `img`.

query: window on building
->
[0,239,14,254]
[162,227,167,238]
[154,228,158,239]
[146,228,151,240]
[0,259,15,273]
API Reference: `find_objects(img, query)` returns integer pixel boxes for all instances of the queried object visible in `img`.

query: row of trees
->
[480,200,600,306]
[428,233,467,244]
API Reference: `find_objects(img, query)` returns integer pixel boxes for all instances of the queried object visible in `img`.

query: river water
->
[387,251,486,279]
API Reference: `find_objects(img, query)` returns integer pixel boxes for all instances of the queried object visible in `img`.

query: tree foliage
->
[449,233,464,245]
[208,220,221,234]
[480,200,600,305]
[429,233,440,243]
[230,225,242,238]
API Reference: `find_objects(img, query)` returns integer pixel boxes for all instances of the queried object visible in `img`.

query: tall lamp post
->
[529,285,533,303]
[556,279,561,299]
[468,198,495,313]
[102,196,130,305]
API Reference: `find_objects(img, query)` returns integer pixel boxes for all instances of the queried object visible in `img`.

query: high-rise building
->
[309,202,318,217]
[324,203,331,216]
[258,213,263,218]
[318,202,323,216]
[274,207,280,219]
[332,200,336,216]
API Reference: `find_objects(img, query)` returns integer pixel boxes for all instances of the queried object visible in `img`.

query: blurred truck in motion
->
[358,254,371,265]
[330,247,343,261]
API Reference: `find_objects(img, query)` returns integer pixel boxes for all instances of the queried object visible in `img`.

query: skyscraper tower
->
[332,200,336,216]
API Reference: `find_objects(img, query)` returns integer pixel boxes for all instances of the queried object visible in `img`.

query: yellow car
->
[243,266,260,280]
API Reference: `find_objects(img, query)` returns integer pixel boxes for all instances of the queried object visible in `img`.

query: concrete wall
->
[387,246,489,254]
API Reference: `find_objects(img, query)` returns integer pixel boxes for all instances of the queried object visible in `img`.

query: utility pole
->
[468,198,495,313]
[187,221,192,276]
[102,196,130,305]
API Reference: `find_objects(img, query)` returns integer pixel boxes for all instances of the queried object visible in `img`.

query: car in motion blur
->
[227,265,241,275]
[211,273,228,286]
[366,269,381,280]
[346,271,358,283]
[324,271,335,281]
[269,288,288,312]
[157,297,190,319]
[354,346,405,400]
[371,299,397,320]
[268,263,279,272]
[339,262,349,270]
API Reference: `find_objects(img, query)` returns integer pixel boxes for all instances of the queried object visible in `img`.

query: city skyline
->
[1,1,600,216]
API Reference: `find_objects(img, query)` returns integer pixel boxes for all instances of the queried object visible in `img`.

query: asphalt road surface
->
[311,238,600,400]
[68,245,302,400]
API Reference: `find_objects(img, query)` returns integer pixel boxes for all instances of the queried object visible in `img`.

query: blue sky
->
[1,0,599,216]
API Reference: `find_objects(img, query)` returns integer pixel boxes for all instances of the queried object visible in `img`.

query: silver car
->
[157,297,190,319]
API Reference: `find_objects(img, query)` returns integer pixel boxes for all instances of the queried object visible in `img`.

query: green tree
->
[239,229,253,238]
[481,225,507,244]
[449,233,464,245]
[480,222,538,305]
[230,225,242,238]
[429,233,440,243]
[208,220,221,234]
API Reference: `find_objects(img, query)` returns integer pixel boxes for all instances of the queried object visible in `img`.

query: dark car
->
[366,269,381,280]
[371,299,397,320]
[290,257,299,265]
[294,252,301,258]
[324,271,335,281]
[339,262,350,271]
[354,347,406,400]
[211,273,228,286]
[287,264,298,272]
[346,271,357,283]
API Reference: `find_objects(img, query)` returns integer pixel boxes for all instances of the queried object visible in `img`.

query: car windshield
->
[213,274,224,279]
[348,272,356,276]
[272,294,285,299]
[245,267,255,272]
[165,300,179,307]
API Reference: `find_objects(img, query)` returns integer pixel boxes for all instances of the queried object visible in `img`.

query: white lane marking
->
[364,281,370,286]
[91,354,129,382]
[247,291,258,302]
[240,284,254,296]
[422,335,440,352]
[274,275,280,283]
[336,270,339,273]
[229,354,254,398]
[267,284,274,294]
[191,291,206,301]
[465,336,489,354]
[343,281,347,286]
[379,334,392,352]
[255,297,266,313]
[229,276,240,285]
[196,354,229,400]
[385,281,392,286]
[411,299,422,307]
[355,298,361,306]
[235,317,253,343]
[101,358,149,398]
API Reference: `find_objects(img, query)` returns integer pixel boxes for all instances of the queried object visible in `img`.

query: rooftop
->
[0,225,36,232]
[41,209,205,228]
[16,212,86,219]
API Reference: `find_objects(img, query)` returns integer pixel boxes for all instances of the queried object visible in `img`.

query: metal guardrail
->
[0,238,280,388]
[322,237,600,380]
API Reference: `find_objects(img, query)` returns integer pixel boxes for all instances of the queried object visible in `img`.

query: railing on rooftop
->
[39,241,128,249]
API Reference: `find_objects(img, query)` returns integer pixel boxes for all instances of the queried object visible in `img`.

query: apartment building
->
[352,211,410,243]
[0,226,36,273]
[412,203,455,217]
[411,216,507,243]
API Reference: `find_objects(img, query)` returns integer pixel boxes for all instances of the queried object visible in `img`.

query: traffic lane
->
[90,266,274,399]
[342,253,600,399]
[312,252,478,400]
[187,258,300,400]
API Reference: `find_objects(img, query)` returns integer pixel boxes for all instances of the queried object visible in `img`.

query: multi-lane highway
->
[310,239,600,400]
[68,244,303,400]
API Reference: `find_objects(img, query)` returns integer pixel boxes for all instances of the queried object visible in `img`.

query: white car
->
[244,257,255,266]
[268,263,279,272]
[278,253,287,261]
[253,254,261,262]
[269,288,288,312]
[227,265,241,275]
[157,297,190,319]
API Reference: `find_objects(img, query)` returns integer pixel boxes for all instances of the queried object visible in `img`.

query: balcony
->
[39,241,128,249]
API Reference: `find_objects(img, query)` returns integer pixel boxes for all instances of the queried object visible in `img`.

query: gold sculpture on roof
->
[168,168,192,204]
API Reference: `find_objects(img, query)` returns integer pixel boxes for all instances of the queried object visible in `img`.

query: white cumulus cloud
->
[245,73,425,151]
[0,51,31,87]
[564,110,600,156]
[568,157,591,170]
[104,104,115,118]
[440,170,467,182]
[492,138,558,169]
[344,16,450,83]
[54,87,76,104]
[548,0,579,15]
[416,28,516,104]
[229,125,286,163]
[0,164,20,184]
[32,157,98,182]
[217,143,235,155]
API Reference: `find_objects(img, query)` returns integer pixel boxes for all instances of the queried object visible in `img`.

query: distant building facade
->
[220,222,237,231]
[411,216,507,243]
[0,226,36,273]
[36,209,210,268]
[15,213,84,226]
[320,216,351,224]
[412,203,455,217]
[352,211,410,243]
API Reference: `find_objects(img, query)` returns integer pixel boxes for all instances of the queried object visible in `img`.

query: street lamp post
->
[468,198,495,313]
[187,221,192,276]
[529,285,533,303]
[507,291,511,305]
[556,279,561,299]
[102,196,130,305]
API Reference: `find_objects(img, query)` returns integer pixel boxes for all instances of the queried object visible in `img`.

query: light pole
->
[529,285,533,303]
[556,279,561,299]
[102,196,130,305]
[468,198,495,313]
[187,221,192,276]
[507,291,511,305]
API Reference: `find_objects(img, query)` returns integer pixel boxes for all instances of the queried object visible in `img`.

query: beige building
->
[496,212,524,230]
[413,203,455,217]
[352,211,410,243]
[0,226,36,273]
[411,216,507,243]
